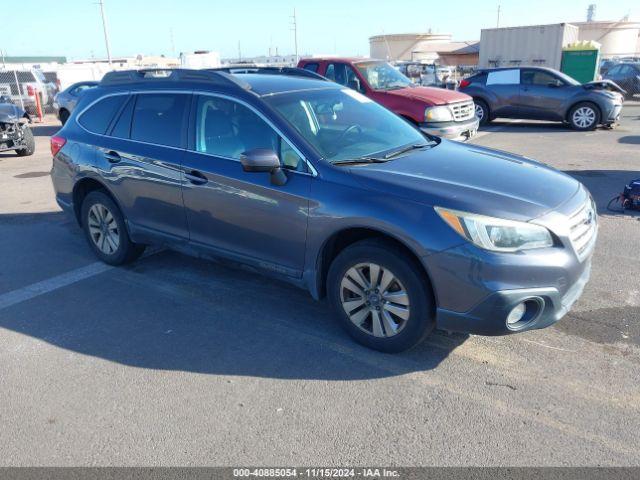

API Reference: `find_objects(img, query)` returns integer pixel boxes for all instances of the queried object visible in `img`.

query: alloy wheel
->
[572,107,596,129]
[339,263,410,338]
[87,203,120,255]
[474,103,484,121]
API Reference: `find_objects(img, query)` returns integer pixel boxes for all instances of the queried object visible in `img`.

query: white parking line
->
[0,262,114,311]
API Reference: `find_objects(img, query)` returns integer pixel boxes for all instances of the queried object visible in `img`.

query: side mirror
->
[348,78,363,93]
[240,148,287,186]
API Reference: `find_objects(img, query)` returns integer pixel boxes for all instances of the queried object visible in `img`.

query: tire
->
[81,190,145,265]
[569,102,600,131]
[15,126,35,157]
[59,109,70,125]
[474,99,491,126]
[327,239,435,353]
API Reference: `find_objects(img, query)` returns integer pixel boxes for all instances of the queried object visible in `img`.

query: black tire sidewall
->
[327,241,435,353]
[59,110,69,125]
[16,126,35,157]
[81,191,140,265]
[475,100,490,125]
[569,102,600,131]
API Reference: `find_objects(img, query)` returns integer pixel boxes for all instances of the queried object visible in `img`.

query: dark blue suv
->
[51,68,597,352]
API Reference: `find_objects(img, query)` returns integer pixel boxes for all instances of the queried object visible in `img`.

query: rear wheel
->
[15,126,35,157]
[569,102,600,130]
[474,99,491,126]
[327,239,435,353]
[81,190,145,265]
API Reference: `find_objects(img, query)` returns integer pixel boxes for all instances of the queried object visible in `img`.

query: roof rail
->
[209,66,327,81]
[99,68,251,90]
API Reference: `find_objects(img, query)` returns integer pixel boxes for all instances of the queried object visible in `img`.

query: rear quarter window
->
[486,69,520,85]
[78,95,128,135]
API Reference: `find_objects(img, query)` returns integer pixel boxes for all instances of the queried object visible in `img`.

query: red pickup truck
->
[298,58,479,140]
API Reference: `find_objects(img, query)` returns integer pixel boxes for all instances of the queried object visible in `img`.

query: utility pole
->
[496,4,501,28]
[170,28,176,57]
[291,8,299,63]
[97,0,112,65]
[238,41,242,61]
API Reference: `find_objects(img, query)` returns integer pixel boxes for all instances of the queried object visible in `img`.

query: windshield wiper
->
[383,143,433,159]
[331,156,390,166]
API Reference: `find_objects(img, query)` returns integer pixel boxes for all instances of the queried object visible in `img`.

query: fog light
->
[506,302,526,325]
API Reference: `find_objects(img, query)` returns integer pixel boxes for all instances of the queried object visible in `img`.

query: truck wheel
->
[569,102,600,131]
[327,239,435,353]
[474,99,491,126]
[81,190,145,265]
[15,126,35,157]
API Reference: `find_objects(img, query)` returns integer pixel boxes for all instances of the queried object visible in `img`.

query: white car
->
[0,69,54,114]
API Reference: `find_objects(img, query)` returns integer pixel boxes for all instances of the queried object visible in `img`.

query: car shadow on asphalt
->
[0,211,469,379]
[618,135,640,145]
[564,169,640,217]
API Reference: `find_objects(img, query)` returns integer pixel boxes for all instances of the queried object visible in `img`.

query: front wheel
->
[474,99,491,126]
[81,190,145,265]
[569,102,600,131]
[327,239,435,353]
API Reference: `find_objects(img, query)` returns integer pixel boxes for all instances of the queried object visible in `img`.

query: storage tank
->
[574,21,640,58]
[479,23,579,70]
[370,33,452,61]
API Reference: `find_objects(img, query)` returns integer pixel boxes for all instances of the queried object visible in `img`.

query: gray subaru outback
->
[50,68,597,352]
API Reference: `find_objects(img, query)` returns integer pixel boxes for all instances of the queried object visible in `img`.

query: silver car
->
[53,81,98,125]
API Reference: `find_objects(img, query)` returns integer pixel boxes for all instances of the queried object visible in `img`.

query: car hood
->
[383,86,471,106]
[0,103,25,123]
[584,79,626,94]
[348,140,581,222]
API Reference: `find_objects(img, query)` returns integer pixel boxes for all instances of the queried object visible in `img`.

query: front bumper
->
[423,187,597,335]
[435,260,591,335]
[605,103,623,123]
[419,116,480,140]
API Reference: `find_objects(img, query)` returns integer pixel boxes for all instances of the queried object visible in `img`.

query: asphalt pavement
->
[0,108,638,466]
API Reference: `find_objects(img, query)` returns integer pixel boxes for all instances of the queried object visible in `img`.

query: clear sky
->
[4,0,638,60]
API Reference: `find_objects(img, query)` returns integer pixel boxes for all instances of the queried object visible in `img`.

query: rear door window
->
[302,63,319,73]
[130,93,189,148]
[78,95,128,135]
[486,69,520,85]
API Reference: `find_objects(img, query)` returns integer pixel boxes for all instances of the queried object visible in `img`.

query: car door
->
[180,93,311,278]
[90,92,191,240]
[518,69,568,120]
[484,69,521,118]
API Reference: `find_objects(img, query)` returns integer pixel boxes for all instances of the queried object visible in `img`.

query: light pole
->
[98,0,112,65]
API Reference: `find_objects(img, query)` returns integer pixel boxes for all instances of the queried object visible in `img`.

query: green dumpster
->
[561,41,601,84]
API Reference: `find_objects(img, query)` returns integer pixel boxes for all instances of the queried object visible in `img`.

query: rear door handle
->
[185,170,208,185]
[104,150,121,163]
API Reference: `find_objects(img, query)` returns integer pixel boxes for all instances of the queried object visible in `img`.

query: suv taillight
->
[26,85,35,96]
[459,79,471,88]
[50,136,66,156]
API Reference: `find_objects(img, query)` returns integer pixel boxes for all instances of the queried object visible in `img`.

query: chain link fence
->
[0,68,58,117]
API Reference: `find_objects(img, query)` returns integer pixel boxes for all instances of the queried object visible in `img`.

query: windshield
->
[554,70,580,86]
[355,61,413,91]
[264,88,429,162]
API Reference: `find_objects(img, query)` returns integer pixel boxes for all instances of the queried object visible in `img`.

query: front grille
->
[568,199,597,261]
[450,100,475,122]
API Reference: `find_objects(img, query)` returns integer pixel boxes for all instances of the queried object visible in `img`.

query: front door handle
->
[104,150,121,163]
[185,170,208,185]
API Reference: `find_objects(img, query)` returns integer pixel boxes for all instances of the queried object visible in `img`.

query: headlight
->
[425,106,453,122]
[435,207,554,252]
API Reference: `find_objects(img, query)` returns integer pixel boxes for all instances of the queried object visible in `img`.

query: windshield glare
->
[265,88,428,162]
[355,61,413,90]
